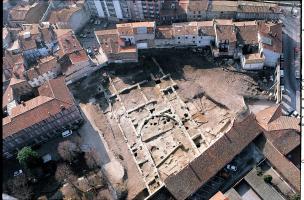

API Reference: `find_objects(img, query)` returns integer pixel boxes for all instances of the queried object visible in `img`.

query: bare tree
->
[84,149,101,170]
[7,174,33,200]
[55,163,77,184]
[57,141,80,162]
[55,163,85,198]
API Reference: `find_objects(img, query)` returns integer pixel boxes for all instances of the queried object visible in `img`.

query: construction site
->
[69,48,275,199]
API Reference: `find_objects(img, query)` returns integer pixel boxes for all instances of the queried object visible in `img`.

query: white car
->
[226,164,237,172]
[14,169,23,177]
[280,69,284,78]
[280,85,285,94]
[61,130,73,138]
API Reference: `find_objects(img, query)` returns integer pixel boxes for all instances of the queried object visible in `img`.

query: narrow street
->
[279,5,301,114]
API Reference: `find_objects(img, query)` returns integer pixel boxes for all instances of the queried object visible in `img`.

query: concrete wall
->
[174,35,197,46]
[241,56,264,70]
[196,36,214,47]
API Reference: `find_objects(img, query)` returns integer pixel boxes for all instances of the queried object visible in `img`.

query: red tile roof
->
[256,104,300,132]
[57,31,83,58]
[48,7,81,24]
[68,49,89,64]
[26,56,59,80]
[210,191,229,200]
[2,78,29,108]
[262,141,300,192]
[258,21,282,53]
[187,0,209,12]
[165,113,262,200]
[3,77,75,139]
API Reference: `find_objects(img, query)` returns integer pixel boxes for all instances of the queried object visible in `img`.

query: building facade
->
[2,77,83,159]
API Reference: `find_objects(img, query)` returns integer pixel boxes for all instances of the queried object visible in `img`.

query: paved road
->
[279,6,301,114]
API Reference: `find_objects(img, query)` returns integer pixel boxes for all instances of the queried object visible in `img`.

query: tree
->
[55,163,77,184]
[58,141,80,162]
[7,174,33,200]
[263,174,272,184]
[17,147,40,168]
[55,163,85,198]
[84,149,101,170]
[289,193,300,200]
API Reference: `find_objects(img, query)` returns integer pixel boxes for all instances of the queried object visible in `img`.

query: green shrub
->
[17,147,40,168]
[263,174,272,184]
[289,193,300,200]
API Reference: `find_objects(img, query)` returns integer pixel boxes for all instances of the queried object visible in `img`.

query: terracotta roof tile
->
[48,7,81,24]
[187,0,209,12]
[256,104,300,132]
[262,141,300,192]
[57,31,83,58]
[165,113,261,199]
[26,56,59,80]
[173,22,198,36]
[210,191,229,200]
[68,49,89,64]
[197,21,215,36]
[258,22,282,53]
[3,77,75,139]
[155,26,174,39]
[211,1,238,12]
[264,130,300,155]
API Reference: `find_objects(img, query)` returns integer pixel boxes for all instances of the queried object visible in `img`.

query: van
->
[62,130,73,138]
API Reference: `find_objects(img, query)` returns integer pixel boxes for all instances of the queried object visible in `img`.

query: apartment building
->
[95,19,282,70]
[85,0,130,21]
[257,21,282,67]
[3,77,83,159]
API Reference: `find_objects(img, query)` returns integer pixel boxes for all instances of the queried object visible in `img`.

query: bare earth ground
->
[78,103,147,200]
[68,48,274,198]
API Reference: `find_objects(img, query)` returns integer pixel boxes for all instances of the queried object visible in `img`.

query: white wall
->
[95,0,105,18]
[241,56,264,70]
[196,36,214,47]
[174,35,197,46]
[113,0,123,19]
[28,71,57,87]
[262,48,280,67]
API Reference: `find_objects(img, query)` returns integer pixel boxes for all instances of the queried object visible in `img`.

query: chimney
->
[21,101,25,106]
[60,104,66,111]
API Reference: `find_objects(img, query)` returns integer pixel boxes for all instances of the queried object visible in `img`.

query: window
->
[185,37,188,39]
[193,36,195,39]
[178,41,180,44]
[178,37,180,39]
[193,41,195,43]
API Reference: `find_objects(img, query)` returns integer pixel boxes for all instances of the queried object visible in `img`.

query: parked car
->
[289,110,299,118]
[226,164,237,172]
[280,69,284,78]
[280,85,286,94]
[295,70,300,79]
[62,130,73,138]
[14,169,23,177]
